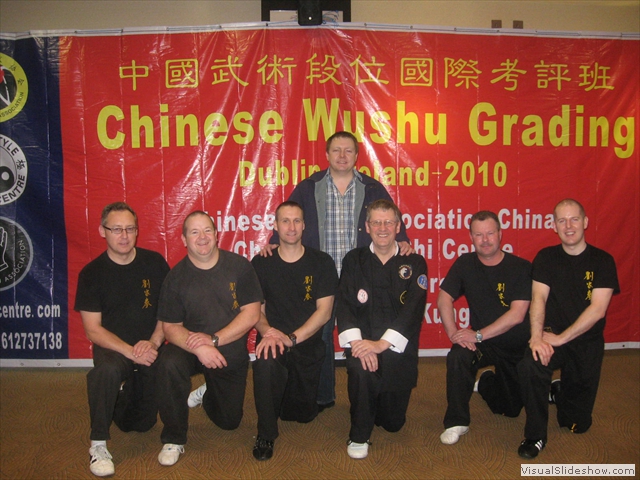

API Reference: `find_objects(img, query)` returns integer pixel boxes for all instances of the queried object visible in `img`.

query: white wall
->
[1,0,639,34]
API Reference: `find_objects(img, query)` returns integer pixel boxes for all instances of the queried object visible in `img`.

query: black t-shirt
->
[157,249,263,358]
[440,251,532,351]
[251,246,338,343]
[532,244,619,339]
[74,248,170,345]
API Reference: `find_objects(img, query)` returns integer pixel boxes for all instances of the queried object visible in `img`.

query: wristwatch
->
[211,334,219,348]
[475,330,483,343]
[287,333,297,348]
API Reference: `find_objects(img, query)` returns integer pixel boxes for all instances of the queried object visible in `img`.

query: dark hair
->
[326,131,359,155]
[275,201,304,221]
[470,210,500,232]
[366,199,402,223]
[101,202,137,226]
[554,198,586,218]
[182,210,215,236]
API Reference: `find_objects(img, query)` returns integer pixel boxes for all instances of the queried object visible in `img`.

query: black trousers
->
[317,318,336,405]
[87,345,159,440]
[157,344,248,445]
[518,335,604,440]
[252,337,325,441]
[443,343,524,429]
[346,354,412,443]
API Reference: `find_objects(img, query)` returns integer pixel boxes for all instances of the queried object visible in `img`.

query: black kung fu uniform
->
[337,245,427,443]
[518,244,619,440]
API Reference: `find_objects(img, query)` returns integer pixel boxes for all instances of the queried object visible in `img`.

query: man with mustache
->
[438,210,532,446]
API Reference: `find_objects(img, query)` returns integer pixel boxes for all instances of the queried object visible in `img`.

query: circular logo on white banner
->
[357,288,368,304]
[0,217,33,291]
[0,135,28,205]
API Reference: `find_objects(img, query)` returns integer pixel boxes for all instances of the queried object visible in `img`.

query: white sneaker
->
[474,369,493,393]
[158,444,184,466]
[187,383,207,408]
[89,444,115,477]
[347,440,370,459]
[440,426,469,445]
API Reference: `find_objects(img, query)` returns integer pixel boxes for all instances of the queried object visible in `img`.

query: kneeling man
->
[517,199,619,459]
[155,211,262,466]
[250,201,339,460]
[438,210,531,445]
[337,199,427,459]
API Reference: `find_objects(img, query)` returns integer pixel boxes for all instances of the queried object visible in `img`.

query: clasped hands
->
[255,327,293,359]
[131,340,158,366]
[530,331,561,366]
[350,339,390,372]
[186,331,228,369]
[449,328,478,351]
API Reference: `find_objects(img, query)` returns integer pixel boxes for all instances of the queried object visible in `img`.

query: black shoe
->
[252,435,274,461]
[518,438,546,459]
[317,401,335,413]
[549,379,561,404]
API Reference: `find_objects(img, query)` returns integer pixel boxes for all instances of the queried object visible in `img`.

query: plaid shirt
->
[325,171,358,275]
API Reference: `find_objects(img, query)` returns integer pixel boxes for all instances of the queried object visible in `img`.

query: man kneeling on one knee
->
[250,201,339,460]
[516,199,619,459]
[438,210,532,445]
[337,199,427,459]
[155,211,263,466]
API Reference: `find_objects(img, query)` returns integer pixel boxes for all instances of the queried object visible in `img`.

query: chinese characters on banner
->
[0,25,638,363]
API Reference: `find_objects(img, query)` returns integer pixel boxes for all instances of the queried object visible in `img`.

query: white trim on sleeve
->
[338,328,362,348]
[381,328,408,353]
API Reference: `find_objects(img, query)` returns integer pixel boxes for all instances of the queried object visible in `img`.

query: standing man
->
[75,202,170,477]
[266,131,411,412]
[438,211,532,446]
[250,201,339,460]
[337,199,427,459]
[155,211,262,466]
[517,199,619,459]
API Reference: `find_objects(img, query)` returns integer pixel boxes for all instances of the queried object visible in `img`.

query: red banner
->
[58,25,639,360]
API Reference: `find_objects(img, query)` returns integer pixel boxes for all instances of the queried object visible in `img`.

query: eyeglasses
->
[367,220,398,228]
[103,226,138,235]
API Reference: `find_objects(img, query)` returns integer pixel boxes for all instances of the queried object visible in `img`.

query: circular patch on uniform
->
[357,288,368,304]
[398,264,412,279]
[417,274,428,290]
